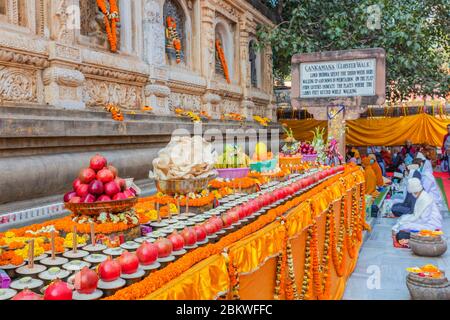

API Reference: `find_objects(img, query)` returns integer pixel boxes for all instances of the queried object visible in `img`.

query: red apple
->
[88,180,104,195]
[104,181,120,197]
[168,231,185,251]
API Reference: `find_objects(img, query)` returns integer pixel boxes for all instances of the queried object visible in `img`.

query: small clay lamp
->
[0,288,17,300]
[62,259,91,272]
[63,226,88,259]
[38,266,70,285]
[41,231,68,267]
[102,247,124,257]
[83,253,108,265]
[120,267,145,286]
[120,241,140,252]
[16,239,46,277]
[83,223,106,253]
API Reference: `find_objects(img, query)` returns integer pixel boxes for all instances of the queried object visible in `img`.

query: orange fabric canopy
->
[283,114,450,147]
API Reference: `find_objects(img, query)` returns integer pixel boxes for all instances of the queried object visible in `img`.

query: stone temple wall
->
[0,0,278,207]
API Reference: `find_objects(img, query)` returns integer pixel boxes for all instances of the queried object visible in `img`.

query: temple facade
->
[0,0,276,119]
[0,0,277,208]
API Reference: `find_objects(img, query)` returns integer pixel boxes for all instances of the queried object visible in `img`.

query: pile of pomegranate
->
[64,154,136,204]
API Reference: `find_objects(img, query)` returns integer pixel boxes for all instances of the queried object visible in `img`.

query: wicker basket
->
[64,197,138,216]
[406,272,450,300]
[409,234,447,257]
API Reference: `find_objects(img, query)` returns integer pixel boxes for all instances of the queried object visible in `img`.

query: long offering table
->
[106,165,366,300]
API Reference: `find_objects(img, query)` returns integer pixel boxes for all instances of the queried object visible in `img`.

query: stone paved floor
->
[343,212,450,300]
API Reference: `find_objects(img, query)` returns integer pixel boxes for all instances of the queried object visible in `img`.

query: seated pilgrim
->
[392,178,443,236]
[368,154,383,187]
[390,164,422,217]
[414,156,446,211]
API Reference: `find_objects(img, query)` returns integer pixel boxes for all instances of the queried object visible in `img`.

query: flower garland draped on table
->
[96,0,120,52]
[104,164,367,300]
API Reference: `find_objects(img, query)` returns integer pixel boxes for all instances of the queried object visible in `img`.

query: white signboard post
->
[300,59,376,98]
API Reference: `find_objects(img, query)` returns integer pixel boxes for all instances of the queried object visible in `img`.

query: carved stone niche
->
[0,65,38,104]
[144,83,171,115]
[43,66,85,109]
[202,91,221,117]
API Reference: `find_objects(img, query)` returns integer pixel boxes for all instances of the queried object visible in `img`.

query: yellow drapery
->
[141,168,366,300]
[283,114,450,147]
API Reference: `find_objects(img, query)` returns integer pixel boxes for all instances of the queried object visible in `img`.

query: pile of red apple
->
[300,142,317,155]
[64,154,136,204]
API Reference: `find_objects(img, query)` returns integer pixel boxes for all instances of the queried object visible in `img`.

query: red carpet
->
[434,172,450,210]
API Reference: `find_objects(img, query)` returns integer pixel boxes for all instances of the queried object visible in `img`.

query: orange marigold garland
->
[299,226,313,300]
[215,39,231,83]
[105,104,124,121]
[96,0,120,52]
[332,195,347,277]
[166,17,182,63]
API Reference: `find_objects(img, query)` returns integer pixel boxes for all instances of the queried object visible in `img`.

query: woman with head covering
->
[390,164,422,217]
[368,154,383,187]
[392,178,443,235]
[414,156,446,211]
[362,157,377,195]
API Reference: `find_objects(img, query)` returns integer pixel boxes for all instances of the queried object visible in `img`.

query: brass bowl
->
[64,197,138,216]
[155,174,217,195]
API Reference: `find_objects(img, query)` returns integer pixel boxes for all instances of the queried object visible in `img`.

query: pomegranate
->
[107,165,118,178]
[136,241,158,265]
[78,168,96,184]
[104,181,120,197]
[227,210,240,224]
[97,168,114,183]
[154,237,173,258]
[74,267,98,294]
[82,194,96,203]
[97,195,112,202]
[118,251,139,275]
[97,257,121,282]
[123,189,135,198]
[76,184,89,198]
[210,217,224,231]
[203,222,216,235]
[44,279,73,300]
[112,192,127,201]
[88,180,104,195]
[168,231,185,251]
[69,196,82,204]
[222,214,233,227]
[181,227,197,246]
[12,289,43,300]
[64,191,77,203]
[115,177,126,191]
[72,178,82,191]
[90,154,107,171]
[194,225,207,241]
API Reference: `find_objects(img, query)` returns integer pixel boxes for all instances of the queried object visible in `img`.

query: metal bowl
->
[155,174,217,195]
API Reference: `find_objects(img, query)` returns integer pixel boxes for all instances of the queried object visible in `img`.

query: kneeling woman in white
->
[392,178,443,233]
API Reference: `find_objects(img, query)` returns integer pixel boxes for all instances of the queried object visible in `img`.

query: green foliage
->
[257,0,450,101]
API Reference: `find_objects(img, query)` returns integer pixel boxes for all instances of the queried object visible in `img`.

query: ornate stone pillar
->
[200,0,215,84]
[142,0,171,115]
[202,91,221,117]
[238,13,254,120]
[43,0,85,109]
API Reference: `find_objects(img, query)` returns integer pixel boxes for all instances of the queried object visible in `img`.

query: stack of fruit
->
[64,154,136,204]
[215,145,250,179]
[250,142,277,173]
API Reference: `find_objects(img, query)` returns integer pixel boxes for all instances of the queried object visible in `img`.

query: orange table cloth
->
[106,166,367,300]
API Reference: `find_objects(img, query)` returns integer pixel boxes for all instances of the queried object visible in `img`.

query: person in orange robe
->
[368,154,383,187]
[362,157,377,195]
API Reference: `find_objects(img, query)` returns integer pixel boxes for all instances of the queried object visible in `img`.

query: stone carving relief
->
[143,0,165,66]
[55,0,75,43]
[43,66,85,87]
[83,79,142,110]
[220,99,240,114]
[0,48,49,68]
[0,66,36,102]
[168,92,201,112]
